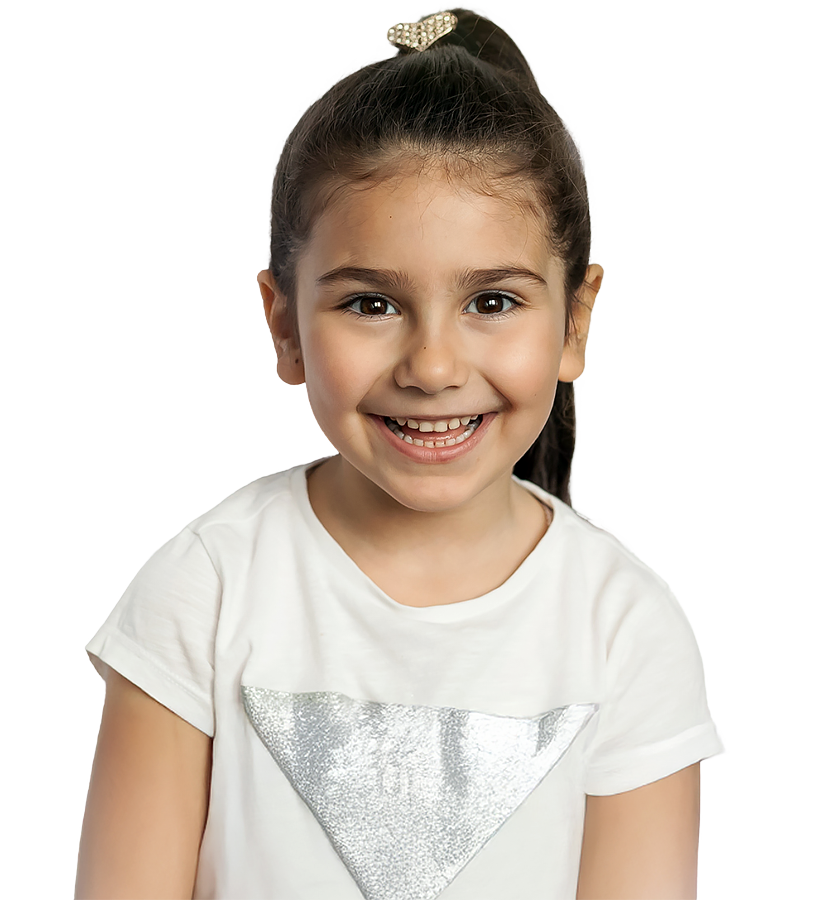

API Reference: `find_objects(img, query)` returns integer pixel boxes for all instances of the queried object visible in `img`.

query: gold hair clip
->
[387,12,458,52]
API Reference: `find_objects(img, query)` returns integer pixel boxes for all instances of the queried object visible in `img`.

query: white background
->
[3,0,833,896]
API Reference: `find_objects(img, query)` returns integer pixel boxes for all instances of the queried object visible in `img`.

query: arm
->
[576,762,700,900]
[75,666,212,900]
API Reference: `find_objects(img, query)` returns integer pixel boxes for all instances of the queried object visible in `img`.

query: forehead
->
[298,166,559,285]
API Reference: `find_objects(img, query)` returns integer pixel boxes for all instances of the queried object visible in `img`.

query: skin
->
[577,763,701,899]
[75,668,211,899]
[76,163,700,898]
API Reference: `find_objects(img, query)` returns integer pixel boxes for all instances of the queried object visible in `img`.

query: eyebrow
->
[315,266,548,292]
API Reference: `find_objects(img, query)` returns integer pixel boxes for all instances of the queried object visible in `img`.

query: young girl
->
[76,9,722,899]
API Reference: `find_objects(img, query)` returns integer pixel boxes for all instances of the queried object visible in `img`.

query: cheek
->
[482,319,564,405]
[301,322,384,416]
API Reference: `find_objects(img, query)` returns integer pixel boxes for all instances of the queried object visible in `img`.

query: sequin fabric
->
[242,686,597,900]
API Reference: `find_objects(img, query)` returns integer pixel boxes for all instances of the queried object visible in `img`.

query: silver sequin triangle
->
[242,687,597,900]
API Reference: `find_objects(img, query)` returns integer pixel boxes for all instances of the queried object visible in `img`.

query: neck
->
[307,454,525,553]
[305,455,550,608]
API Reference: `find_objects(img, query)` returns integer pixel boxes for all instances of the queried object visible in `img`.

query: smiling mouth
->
[382,414,485,448]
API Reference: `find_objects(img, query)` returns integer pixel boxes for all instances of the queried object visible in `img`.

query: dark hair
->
[268,9,591,506]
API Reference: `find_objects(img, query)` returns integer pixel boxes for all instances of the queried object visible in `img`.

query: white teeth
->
[394,415,478,431]
[384,414,483,449]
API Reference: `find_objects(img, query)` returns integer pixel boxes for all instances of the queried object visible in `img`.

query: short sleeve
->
[85,526,221,737]
[584,588,724,795]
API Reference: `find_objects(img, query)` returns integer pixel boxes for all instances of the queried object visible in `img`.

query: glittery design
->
[242,687,597,900]
[387,12,458,52]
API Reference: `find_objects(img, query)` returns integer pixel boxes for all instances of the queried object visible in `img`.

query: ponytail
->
[407,9,539,91]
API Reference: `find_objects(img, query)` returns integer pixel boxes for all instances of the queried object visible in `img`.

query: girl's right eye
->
[344,294,398,317]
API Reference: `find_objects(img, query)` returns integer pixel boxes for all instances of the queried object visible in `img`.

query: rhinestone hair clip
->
[387,12,458,52]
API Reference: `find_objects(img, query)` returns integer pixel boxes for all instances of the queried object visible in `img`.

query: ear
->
[558,263,603,383]
[257,269,305,385]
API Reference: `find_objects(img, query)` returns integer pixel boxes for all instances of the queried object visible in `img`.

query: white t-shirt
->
[86,461,723,900]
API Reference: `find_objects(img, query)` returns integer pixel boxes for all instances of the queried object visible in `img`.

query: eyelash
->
[340,291,523,319]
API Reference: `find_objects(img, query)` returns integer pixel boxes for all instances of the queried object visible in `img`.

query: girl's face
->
[264,166,594,514]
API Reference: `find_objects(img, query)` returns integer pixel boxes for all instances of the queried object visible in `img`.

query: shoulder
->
[186,463,305,532]
[561,504,676,605]
[524,480,677,606]
[175,460,325,557]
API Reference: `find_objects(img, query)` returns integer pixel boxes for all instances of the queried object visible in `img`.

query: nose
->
[393,324,468,394]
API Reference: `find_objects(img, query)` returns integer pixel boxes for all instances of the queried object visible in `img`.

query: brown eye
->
[467,292,517,315]
[347,295,397,316]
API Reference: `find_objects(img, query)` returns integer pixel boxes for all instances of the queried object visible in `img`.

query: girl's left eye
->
[345,294,398,317]
[465,292,519,315]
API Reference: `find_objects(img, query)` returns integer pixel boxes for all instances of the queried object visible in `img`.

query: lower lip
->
[372,414,495,463]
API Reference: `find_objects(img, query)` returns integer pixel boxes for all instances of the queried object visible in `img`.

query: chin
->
[370,467,501,515]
